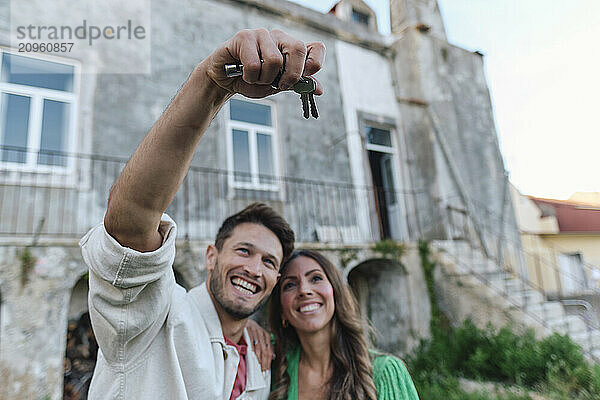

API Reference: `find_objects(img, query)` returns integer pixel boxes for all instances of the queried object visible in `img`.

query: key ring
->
[223,54,287,90]
[269,53,286,89]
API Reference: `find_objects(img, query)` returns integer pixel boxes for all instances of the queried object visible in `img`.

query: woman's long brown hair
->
[268,250,377,400]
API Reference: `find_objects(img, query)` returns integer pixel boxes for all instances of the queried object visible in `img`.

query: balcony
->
[0,146,409,244]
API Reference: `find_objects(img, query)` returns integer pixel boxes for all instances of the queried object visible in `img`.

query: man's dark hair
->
[214,203,295,264]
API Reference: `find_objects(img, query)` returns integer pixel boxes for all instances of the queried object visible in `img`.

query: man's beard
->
[209,260,270,320]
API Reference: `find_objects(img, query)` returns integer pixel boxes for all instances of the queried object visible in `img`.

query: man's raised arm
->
[103,29,325,252]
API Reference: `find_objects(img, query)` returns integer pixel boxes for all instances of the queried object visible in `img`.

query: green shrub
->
[407,319,598,399]
[412,241,597,399]
[372,239,406,260]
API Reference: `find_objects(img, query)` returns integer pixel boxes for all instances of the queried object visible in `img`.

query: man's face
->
[206,222,282,320]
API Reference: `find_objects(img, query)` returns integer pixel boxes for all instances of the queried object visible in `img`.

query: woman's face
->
[279,256,335,335]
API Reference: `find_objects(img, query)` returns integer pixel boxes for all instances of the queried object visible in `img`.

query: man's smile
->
[231,276,260,296]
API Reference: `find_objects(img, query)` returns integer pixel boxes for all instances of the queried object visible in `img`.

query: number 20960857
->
[18,42,74,53]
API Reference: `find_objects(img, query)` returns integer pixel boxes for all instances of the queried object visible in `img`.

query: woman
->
[268,249,419,400]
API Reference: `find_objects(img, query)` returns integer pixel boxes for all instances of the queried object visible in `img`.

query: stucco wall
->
[0,243,87,400]
[391,29,520,254]
[541,235,600,269]
[334,39,411,241]
[521,233,561,294]
[91,0,351,180]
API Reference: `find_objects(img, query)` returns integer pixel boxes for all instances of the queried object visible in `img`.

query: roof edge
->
[229,0,389,53]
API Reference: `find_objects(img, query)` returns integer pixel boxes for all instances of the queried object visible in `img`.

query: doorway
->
[368,151,396,238]
[364,124,401,240]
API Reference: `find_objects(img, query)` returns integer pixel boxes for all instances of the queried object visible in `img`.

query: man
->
[80,28,326,399]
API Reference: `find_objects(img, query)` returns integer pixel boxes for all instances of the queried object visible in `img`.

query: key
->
[300,93,310,119]
[308,92,319,119]
[293,77,319,119]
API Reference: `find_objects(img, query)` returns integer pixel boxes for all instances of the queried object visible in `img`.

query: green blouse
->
[282,346,420,400]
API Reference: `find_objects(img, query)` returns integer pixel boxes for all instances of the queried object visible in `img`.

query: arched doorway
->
[64,275,97,400]
[347,259,412,354]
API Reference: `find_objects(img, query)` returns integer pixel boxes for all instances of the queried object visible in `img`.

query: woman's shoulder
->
[370,351,420,400]
[371,352,410,378]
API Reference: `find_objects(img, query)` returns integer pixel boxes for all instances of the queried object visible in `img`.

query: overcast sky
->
[289,0,600,200]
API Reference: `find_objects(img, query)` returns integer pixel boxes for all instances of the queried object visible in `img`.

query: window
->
[352,9,370,26]
[0,51,78,170]
[227,98,279,191]
[558,252,587,295]
[366,126,393,147]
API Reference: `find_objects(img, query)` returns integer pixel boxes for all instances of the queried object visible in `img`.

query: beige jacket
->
[80,215,270,400]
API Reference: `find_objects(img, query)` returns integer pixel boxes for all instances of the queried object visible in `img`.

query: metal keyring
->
[224,53,287,90]
[269,53,286,89]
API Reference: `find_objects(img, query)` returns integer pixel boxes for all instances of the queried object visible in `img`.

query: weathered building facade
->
[2,0,595,399]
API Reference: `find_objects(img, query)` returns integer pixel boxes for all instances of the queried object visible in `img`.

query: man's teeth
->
[300,303,320,313]
[232,277,257,294]
[237,286,254,295]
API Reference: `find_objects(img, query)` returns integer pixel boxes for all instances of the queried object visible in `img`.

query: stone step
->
[470,261,502,274]
[570,330,600,351]
[487,276,524,293]
[525,302,565,322]
[434,241,487,265]
[506,289,545,307]
[433,240,471,255]
[547,315,587,335]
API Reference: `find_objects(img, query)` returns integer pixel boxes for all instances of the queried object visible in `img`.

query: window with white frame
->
[227,98,278,190]
[0,51,78,170]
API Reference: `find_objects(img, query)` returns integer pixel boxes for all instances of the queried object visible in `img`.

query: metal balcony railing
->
[0,146,410,244]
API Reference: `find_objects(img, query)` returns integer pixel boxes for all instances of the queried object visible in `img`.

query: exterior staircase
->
[432,239,600,362]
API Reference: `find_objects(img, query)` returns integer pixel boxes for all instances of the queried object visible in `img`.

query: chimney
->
[328,0,379,33]
[390,0,447,39]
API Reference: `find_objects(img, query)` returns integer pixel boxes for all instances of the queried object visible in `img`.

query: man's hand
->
[204,28,325,99]
[246,319,274,372]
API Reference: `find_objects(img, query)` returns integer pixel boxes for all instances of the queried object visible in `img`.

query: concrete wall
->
[0,243,86,400]
[390,0,447,40]
[92,0,351,177]
[391,27,520,254]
